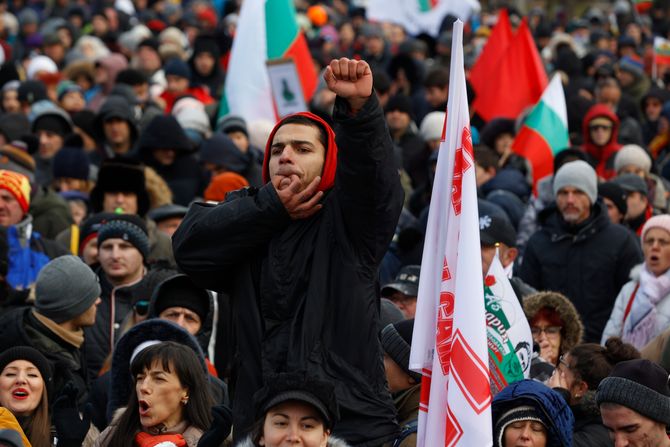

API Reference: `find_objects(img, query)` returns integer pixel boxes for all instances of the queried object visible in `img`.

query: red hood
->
[262,112,338,192]
[581,103,621,179]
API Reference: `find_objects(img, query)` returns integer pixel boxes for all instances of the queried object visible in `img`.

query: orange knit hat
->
[204,172,249,202]
[0,169,30,213]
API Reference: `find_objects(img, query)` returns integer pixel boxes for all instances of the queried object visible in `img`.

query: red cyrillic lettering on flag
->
[442,257,451,281]
[451,148,463,215]
[436,291,455,375]
[461,127,474,159]
[419,371,431,413]
[450,330,492,414]
[445,405,464,447]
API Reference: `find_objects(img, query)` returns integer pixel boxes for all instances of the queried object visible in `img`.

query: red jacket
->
[581,104,622,180]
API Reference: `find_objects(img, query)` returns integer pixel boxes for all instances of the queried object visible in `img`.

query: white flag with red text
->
[409,20,493,447]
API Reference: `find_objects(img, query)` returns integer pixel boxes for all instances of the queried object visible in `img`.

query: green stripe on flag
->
[524,101,569,155]
[216,93,230,126]
[265,0,299,59]
[417,0,431,12]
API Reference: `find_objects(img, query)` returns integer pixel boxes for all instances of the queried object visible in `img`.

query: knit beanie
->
[614,144,652,174]
[163,58,191,80]
[385,94,414,118]
[598,182,628,216]
[152,275,210,323]
[420,111,446,142]
[596,359,670,425]
[52,147,90,180]
[97,215,150,260]
[204,172,249,202]
[641,214,670,240]
[0,170,30,213]
[217,115,248,136]
[494,405,546,447]
[78,212,115,255]
[380,319,421,382]
[552,160,597,204]
[35,255,101,323]
[0,346,52,386]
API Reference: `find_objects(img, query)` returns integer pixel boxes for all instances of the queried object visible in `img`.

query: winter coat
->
[572,391,612,447]
[173,95,403,446]
[601,264,670,347]
[492,379,574,447]
[0,307,90,406]
[523,291,584,359]
[199,133,264,187]
[518,201,643,342]
[393,130,429,188]
[392,384,420,447]
[581,104,622,180]
[29,186,74,239]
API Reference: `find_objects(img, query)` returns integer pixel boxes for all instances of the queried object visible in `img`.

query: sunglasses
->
[134,300,150,316]
[589,124,612,131]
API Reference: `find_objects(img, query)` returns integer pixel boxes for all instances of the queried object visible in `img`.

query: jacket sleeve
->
[331,93,404,267]
[517,234,543,290]
[601,281,632,344]
[172,184,291,291]
[614,233,643,291]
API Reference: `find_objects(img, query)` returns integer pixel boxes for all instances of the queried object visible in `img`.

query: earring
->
[181,397,189,405]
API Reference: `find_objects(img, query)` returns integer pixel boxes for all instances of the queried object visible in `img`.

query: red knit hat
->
[0,170,30,213]
[262,112,338,192]
[204,172,249,202]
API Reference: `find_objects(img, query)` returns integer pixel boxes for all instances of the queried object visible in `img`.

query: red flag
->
[469,9,513,97]
[473,19,548,122]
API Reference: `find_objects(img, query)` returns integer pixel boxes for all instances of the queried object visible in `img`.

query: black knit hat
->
[596,359,670,425]
[384,94,414,118]
[97,215,150,260]
[137,115,193,156]
[151,274,210,324]
[598,182,628,216]
[52,147,89,180]
[380,318,421,382]
[0,346,53,396]
[494,405,546,447]
[254,372,340,430]
[89,158,150,216]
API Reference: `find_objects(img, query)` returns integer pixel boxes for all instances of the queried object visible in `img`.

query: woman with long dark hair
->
[94,341,213,447]
[0,346,52,447]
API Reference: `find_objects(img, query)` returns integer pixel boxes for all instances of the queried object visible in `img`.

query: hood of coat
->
[492,379,574,447]
[581,104,621,171]
[523,291,584,356]
[261,112,338,192]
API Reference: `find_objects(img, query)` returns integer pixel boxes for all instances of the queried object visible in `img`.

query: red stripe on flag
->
[284,33,318,101]
[446,406,464,447]
[450,330,492,414]
[656,54,670,66]
[512,126,554,192]
[419,372,432,413]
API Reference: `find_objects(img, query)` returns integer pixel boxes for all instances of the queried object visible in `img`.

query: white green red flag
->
[483,253,533,395]
[217,0,318,125]
[366,0,480,37]
[410,20,493,447]
[511,74,569,192]
[655,37,670,66]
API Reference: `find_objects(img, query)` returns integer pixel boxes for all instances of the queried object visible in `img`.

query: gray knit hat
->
[596,359,670,426]
[614,144,652,174]
[552,160,597,205]
[35,255,101,323]
[380,319,421,382]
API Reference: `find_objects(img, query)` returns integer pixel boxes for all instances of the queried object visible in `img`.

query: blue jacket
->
[492,379,574,447]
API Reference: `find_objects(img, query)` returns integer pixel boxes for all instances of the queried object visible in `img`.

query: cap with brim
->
[613,173,648,196]
[381,281,417,297]
[263,390,332,427]
[479,213,517,247]
[147,203,188,223]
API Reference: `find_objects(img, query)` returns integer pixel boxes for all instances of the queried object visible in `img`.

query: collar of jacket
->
[541,201,609,243]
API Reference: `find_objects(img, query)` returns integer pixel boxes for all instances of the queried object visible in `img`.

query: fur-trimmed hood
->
[107,319,207,421]
[234,435,351,447]
[523,291,584,355]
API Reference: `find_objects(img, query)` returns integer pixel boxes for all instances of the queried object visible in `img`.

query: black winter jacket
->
[0,307,90,406]
[518,201,642,342]
[173,94,404,446]
[572,392,612,447]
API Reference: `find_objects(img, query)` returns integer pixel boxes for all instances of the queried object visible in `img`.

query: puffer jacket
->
[492,379,574,447]
[173,94,403,446]
[518,201,642,342]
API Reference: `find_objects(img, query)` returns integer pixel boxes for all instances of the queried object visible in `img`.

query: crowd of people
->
[0,0,667,446]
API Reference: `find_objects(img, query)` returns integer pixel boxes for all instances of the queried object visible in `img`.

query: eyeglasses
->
[589,124,613,132]
[134,300,150,316]
[530,326,561,337]
[643,237,670,247]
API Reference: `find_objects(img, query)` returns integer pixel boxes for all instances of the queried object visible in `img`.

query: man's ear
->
[503,247,518,267]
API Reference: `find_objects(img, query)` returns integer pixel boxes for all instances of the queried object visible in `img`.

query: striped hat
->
[0,170,30,213]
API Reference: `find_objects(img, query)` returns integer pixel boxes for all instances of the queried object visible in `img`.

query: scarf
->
[32,309,85,348]
[623,266,670,348]
[135,432,187,447]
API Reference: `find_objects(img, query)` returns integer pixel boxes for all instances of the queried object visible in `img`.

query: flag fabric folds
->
[217,0,317,125]
[410,20,493,447]
[511,74,569,190]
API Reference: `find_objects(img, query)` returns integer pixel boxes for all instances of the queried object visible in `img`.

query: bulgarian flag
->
[655,36,670,66]
[217,0,318,125]
[511,74,569,192]
[410,20,492,447]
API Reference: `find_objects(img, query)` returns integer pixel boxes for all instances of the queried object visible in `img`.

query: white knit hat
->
[614,144,652,174]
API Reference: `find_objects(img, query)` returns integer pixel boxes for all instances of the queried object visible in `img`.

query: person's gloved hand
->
[197,404,233,447]
[53,381,92,447]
